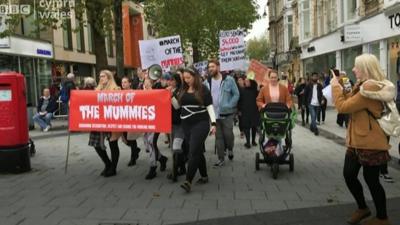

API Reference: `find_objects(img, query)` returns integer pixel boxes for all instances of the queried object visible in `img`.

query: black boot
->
[94,147,111,176]
[105,140,119,177]
[128,145,141,167]
[167,153,180,182]
[145,166,157,180]
[158,155,168,172]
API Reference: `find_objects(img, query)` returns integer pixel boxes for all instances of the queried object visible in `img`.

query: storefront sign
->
[37,49,52,56]
[344,25,362,42]
[139,35,184,71]
[219,29,246,71]
[388,12,400,28]
[69,90,171,132]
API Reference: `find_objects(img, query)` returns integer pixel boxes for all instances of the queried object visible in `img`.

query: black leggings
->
[343,153,387,219]
[243,127,257,144]
[182,120,209,183]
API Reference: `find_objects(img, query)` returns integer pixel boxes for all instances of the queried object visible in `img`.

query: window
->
[300,0,311,41]
[75,18,85,53]
[286,15,293,51]
[339,0,357,24]
[347,0,357,20]
[317,1,324,36]
[87,23,95,53]
[342,45,362,81]
[106,32,114,57]
[62,18,73,50]
[21,14,38,38]
[369,42,380,60]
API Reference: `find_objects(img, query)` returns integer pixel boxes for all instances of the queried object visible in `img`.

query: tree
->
[0,0,120,75]
[246,35,270,61]
[144,0,259,62]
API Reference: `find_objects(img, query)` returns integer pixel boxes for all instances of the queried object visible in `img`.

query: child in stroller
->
[255,102,296,179]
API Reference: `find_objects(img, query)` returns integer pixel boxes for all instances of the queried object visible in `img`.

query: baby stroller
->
[255,102,296,179]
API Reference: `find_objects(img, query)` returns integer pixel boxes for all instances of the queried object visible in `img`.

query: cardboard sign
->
[139,35,184,71]
[69,90,171,132]
[247,59,270,85]
[193,61,208,76]
[219,29,246,71]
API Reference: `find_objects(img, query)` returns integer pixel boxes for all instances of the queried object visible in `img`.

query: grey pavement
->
[1,110,399,225]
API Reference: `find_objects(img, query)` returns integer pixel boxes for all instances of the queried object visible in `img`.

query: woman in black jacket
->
[238,78,260,148]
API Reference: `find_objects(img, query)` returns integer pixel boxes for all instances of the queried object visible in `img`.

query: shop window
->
[388,38,400,84]
[21,14,39,38]
[369,42,380,61]
[36,59,52,94]
[20,57,36,105]
[0,55,18,72]
[342,46,362,82]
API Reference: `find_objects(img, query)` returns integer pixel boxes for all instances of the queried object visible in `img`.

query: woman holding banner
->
[121,76,141,167]
[88,70,121,177]
[177,67,217,193]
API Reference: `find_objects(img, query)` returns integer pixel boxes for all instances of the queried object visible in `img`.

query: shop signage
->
[37,49,52,56]
[344,25,362,42]
[388,12,400,28]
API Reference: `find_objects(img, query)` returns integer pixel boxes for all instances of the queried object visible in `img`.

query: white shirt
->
[311,84,320,106]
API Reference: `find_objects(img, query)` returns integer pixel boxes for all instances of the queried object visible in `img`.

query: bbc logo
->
[0,4,30,15]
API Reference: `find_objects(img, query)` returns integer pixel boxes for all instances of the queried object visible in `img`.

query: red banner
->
[69,90,171,132]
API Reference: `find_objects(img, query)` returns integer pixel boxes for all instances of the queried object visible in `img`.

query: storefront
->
[0,36,53,106]
[303,51,336,78]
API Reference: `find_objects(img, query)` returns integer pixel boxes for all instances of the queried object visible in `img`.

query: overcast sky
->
[246,0,268,41]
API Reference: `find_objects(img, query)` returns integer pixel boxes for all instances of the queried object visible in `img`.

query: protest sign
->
[247,59,270,85]
[193,61,208,76]
[139,35,184,71]
[69,90,171,133]
[219,29,246,71]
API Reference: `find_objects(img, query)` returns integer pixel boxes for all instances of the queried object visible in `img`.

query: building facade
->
[284,0,400,85]
[269,0,400,84]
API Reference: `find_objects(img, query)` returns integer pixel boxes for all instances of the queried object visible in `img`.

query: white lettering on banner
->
[219,29,246,71]
[103,105,156,121]
[97,93,124,103]
[79,105,100,120]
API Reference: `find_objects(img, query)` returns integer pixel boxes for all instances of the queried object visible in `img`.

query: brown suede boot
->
[361,218,391,225]
[347,208,371,224]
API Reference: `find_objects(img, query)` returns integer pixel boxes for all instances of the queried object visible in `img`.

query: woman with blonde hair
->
[89,70,122,177]
[331,54,392,225]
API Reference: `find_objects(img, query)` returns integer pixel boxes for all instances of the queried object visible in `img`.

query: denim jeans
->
[308,105,320,132]
[33,112,53,130]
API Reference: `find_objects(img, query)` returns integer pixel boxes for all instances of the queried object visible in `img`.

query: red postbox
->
[0,72,30,172]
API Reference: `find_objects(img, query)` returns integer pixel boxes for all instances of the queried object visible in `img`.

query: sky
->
[245,0,269,41]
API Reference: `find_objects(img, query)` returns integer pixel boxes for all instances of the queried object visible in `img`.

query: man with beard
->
[204,59,240,167]
[304,72,323,136]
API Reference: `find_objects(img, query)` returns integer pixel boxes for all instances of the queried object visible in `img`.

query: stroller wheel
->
[255,153,260,171]
[289,154,294,172]
[272,163,279,179]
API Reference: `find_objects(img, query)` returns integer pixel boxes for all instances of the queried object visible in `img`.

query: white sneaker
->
[43,125,50,132]
[380,174,394,183]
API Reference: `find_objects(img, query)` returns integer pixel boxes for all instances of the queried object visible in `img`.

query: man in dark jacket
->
[33,88,57,132]
[61,73,76,115]
[304,72,323,135]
